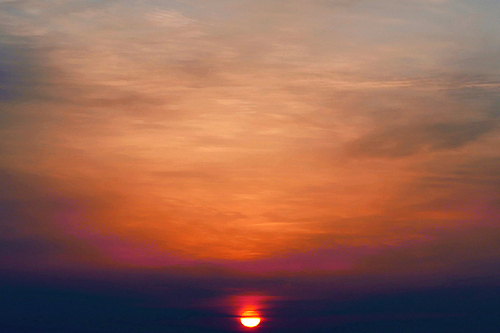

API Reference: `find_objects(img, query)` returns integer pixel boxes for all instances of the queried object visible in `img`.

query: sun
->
[240,317,261,328]
[240,311,261,328]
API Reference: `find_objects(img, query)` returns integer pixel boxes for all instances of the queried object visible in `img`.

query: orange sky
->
[1,0,500,280]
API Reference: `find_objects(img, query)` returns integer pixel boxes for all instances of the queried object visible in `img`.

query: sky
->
[1,0,500,332]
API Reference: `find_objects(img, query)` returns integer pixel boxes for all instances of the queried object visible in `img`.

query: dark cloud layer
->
[346,120,497,158]
[0,169,104,269]
[1,269,499,333]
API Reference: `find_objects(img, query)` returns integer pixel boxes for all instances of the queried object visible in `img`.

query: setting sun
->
[240,311,261,328]
[240,317,261,328]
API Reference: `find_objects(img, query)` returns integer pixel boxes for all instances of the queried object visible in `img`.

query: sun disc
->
[240,317,261,327]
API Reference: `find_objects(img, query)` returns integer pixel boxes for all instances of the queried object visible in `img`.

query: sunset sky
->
[1,0,500,332]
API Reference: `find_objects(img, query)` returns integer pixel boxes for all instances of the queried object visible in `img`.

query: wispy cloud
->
[345,120,497,158]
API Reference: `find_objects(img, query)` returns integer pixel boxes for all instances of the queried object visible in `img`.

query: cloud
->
[0,0,499,277]
[345,120,497,158]
[146,9,196,28]
[418,156,500,186]
[357,223,500,281]
[0,169,104,269]
[0,38,42,103]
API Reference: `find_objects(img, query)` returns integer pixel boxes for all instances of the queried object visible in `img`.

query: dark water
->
[1,281,499,333]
